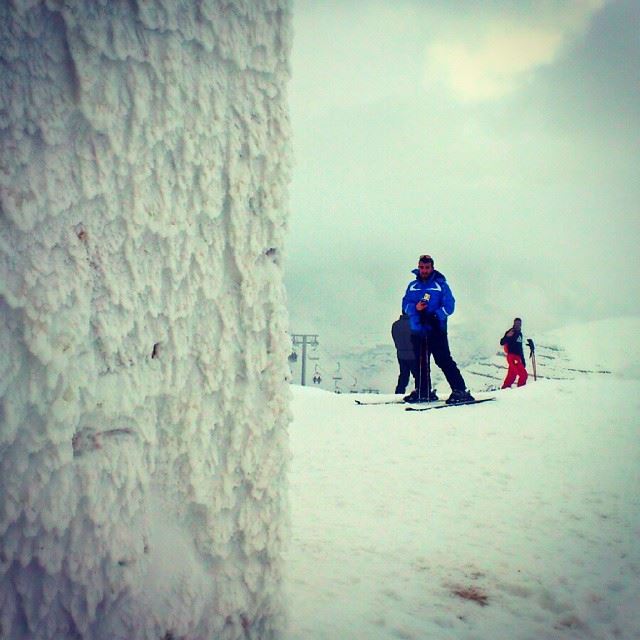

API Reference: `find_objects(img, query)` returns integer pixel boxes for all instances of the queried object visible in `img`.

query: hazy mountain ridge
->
[291,316,639,394]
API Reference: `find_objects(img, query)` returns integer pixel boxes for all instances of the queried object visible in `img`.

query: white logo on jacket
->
[410,281,442,292]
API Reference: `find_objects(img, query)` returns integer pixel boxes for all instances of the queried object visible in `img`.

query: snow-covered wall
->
[0,1,292,638]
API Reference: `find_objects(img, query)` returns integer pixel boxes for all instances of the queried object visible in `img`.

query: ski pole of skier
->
[527,338,537,381]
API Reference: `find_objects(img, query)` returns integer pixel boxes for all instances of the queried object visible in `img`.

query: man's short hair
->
[419,254,434,266]
[514,317,522,322]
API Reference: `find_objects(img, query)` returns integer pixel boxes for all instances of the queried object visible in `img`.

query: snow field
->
[284,378,640,639]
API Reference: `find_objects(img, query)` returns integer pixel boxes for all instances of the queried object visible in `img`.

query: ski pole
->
[527,338,537,381]
[418,339,422,401]
[531,353,538,382]
[425,333,432,403]
[415,336,422,401]
[418,335,426,401]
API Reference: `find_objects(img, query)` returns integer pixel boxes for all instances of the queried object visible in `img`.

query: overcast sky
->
[284,0,639,353]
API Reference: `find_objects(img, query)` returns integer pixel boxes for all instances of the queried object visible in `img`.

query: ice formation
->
[0,1,292,638]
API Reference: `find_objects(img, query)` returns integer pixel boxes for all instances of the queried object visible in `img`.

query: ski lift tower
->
[290,334,319,386]
[332,362,343,394]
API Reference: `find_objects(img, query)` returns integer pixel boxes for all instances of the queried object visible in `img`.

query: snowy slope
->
[299,316,640,395]
[283,315,640,639]
[465,316,640,391]
[284,376,640,640]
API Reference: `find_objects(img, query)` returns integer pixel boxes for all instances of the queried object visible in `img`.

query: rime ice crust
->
[0,2,292,639]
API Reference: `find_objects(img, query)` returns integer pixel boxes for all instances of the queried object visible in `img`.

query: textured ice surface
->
[0,1,292,638]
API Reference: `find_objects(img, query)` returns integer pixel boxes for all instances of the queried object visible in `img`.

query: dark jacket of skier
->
[391,314,415,360]
[402,268,455,336]
[500,329,526,361]
[391,314,418,394]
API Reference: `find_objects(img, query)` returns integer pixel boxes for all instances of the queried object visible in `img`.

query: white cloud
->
[427,27,562,101]
[425,1,608,102]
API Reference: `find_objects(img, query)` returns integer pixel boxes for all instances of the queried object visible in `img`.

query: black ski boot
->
[404,389,438,403]
[445,389,475,405]
[403,390,419,403]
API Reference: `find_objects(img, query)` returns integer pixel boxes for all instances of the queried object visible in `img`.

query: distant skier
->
[401,254,474,404]
[500,317,529,388]
[391,313,418,394]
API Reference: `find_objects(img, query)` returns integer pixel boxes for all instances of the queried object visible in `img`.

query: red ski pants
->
[502,353,528,388]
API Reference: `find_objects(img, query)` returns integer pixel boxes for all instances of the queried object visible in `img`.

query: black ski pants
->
[395,357,418,394]
[410,331,466,396]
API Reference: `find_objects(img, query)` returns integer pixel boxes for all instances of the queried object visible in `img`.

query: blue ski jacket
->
[402,268,455,336]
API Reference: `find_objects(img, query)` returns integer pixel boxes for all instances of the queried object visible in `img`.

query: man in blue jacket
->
[402,254,474,404]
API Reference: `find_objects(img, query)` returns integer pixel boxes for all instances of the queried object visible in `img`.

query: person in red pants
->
[500,317,529,388]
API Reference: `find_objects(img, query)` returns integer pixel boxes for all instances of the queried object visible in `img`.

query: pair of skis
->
[405,397,495,411]
[354,397,496,412]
